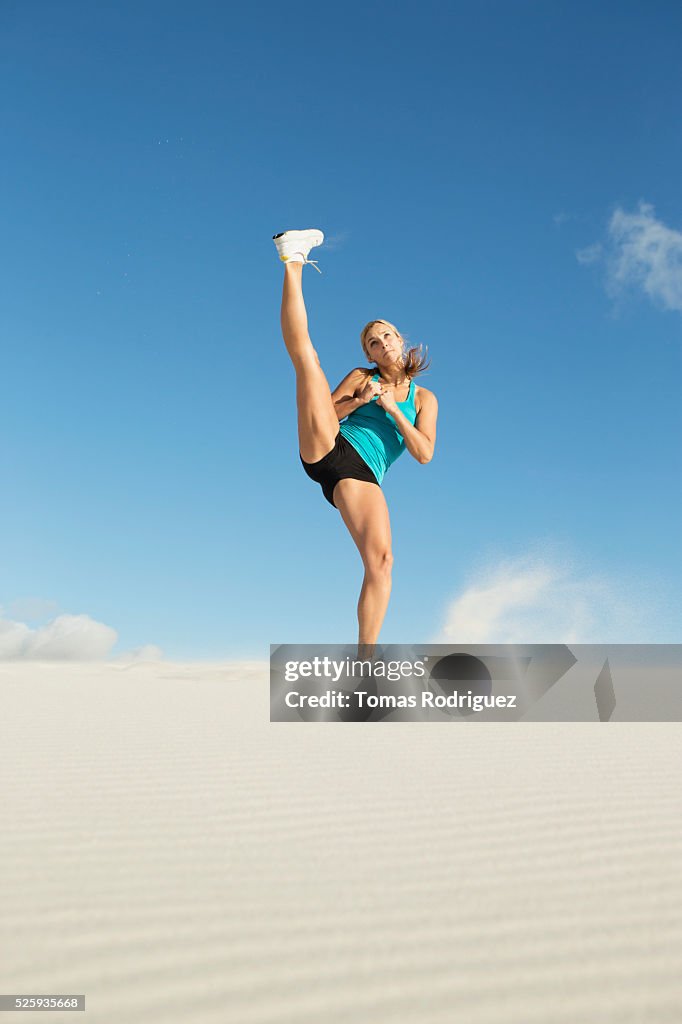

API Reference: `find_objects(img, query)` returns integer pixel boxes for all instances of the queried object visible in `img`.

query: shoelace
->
[282,248,323,273]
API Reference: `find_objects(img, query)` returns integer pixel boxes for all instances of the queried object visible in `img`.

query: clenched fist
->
[358,378,384,404]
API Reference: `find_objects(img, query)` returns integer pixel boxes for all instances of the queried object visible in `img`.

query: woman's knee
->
[363,546,393,578]
[290,343,320,368]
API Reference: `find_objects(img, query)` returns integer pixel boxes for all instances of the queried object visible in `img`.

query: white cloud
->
[0,612,118,660]
[0,618,31,659]
[607,202,682,312]
[433,549,670,643]
[576,242,602,265]
[578,201,682,313]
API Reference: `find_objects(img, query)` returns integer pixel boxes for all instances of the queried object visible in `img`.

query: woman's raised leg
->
[332,479,394,659]
[280,263,339,464]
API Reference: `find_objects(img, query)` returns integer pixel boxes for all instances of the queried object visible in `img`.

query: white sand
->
[1,661,680,1023]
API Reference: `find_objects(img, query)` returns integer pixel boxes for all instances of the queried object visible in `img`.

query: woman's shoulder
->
[413,381,437,414]
[350,366,376,382]
[338,367,375,395]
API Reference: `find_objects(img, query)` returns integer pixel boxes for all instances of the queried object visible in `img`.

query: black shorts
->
[300,432,380,508]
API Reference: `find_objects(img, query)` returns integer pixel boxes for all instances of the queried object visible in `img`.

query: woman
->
[274,228,438,659]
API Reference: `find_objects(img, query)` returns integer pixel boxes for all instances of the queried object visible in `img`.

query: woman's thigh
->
[295,350,340,463]
[333,479,392,566]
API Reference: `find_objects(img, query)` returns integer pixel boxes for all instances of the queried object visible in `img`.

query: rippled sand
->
[1,661,680,1023]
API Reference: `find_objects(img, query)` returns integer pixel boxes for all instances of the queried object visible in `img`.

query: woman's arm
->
[331,369,378,421]
[378,388,438,464]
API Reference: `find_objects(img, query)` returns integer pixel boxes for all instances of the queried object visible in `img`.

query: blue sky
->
[1,0,680,660]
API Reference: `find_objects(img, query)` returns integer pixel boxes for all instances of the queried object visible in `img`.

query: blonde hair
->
[360,319,431,378]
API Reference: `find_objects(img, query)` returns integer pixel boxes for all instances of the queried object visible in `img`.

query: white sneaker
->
[273,229,324,273]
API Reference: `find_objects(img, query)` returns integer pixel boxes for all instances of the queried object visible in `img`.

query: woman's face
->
[364,324,403,366]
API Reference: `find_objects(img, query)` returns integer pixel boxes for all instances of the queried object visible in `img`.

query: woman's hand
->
[358,378,383,404]
[375,387,399,415]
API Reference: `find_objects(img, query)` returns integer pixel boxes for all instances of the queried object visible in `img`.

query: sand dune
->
[1,661,680,1023]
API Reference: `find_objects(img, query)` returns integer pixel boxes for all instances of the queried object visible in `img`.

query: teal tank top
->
[339,373,417,484]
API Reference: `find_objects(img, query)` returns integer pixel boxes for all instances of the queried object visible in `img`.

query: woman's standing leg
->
[333,479,394,660]
[280,263,339,463]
